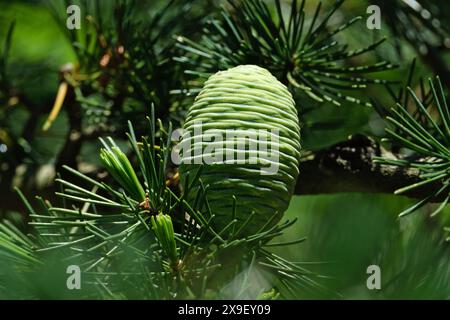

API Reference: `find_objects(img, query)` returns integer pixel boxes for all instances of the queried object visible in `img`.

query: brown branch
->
[295,135,442,201]
[1,135,443,215]
[1,135,443,219]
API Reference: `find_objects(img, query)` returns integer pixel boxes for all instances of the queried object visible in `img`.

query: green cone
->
[179,65,301,235]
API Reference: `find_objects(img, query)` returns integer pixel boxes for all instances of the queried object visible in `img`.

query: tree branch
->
[2,135,443,216]
[295,135,442,201]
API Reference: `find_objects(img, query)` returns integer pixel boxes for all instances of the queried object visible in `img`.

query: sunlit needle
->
[42,81,69,132]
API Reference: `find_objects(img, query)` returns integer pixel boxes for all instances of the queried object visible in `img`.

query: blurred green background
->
[281,194,450,299]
